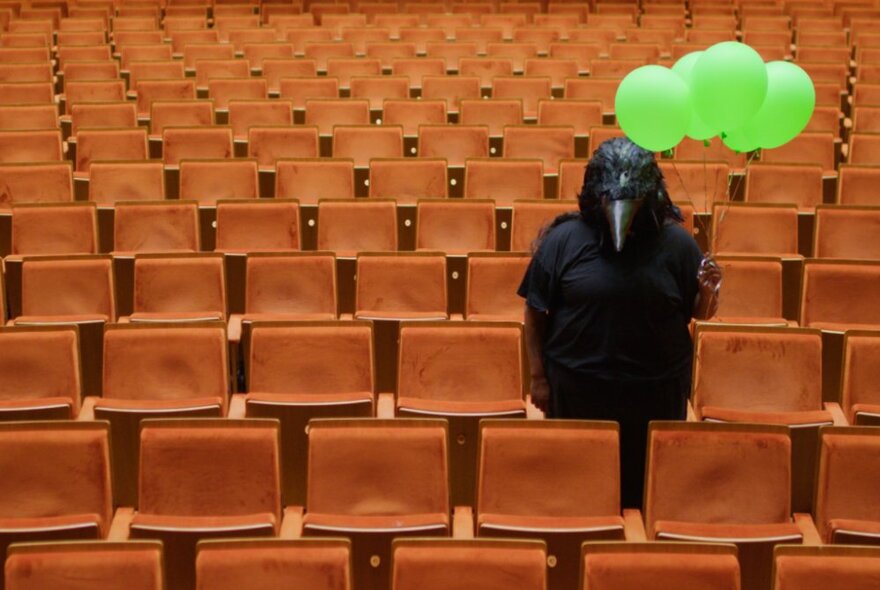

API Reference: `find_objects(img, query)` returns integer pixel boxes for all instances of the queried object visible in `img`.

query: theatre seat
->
[5,541,163,590]
[711,256,789,326]
[772,545,880,590]
[800,260,880,331]
[464,253,531,322]
[841,331,880,425]
[127,254,226,323]
[195,538,351,590]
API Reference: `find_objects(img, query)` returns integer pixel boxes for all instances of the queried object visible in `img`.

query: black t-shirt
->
[518,216,703,384]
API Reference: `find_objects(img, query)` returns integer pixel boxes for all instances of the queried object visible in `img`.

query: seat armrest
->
[376,392,396,419]
[77,396,98,421]
[525,394,545,420]
[228,393,247,419]
[108,507,135,541]
[622,509,647,542]
[452,505,474,539]
[687,401,697,422]
[794,513,822,546]
[449,313,464,321]
[339,313,354,320]
[824,402,849,426]
[280,506,304,539]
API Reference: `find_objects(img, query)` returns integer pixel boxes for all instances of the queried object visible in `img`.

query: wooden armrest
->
[452,505,474,540]
[77,396,98,421]
[339,313,354,321]
[449,313,464,321]
[108,507,135,541]
[622,509,647,542]
[824,402,849,426]
[525,394,545,420]
[376,392,395,419]
[228,393,247,419]
[794,513,822,546]
[686,400,697,422]
[279,506,304,539]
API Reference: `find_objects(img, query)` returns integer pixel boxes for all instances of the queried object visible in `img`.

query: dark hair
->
[533,137,682,251]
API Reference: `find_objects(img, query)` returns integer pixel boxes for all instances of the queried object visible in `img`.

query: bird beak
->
[603,199,644,252]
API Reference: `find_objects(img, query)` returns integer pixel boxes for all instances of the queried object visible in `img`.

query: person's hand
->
[697,255,723,300]
[530,375,551,414]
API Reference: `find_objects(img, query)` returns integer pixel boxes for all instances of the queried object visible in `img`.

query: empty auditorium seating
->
[744,163,824,210]
[711,203,800,257]
[840,331,880,425]
[368,158,447,203]
[275,159,355,204]
[179,159,260,205]
[415,199,495,254]
[10,203,98,256]
[814,205,880,260]
[113,201,200,255]
[772,545,880,590]
[464,158,544,204]
[712,257,788,325]
[510,200,577,252]
[129,253,226,322]
[355,253,447,320]
[837,165,880,205]
[658,160,730,212]
[464,253,531,321]
[215,200,300,253]
[5,541,164,590]
[88,162,165,204]
[800,260,880,330]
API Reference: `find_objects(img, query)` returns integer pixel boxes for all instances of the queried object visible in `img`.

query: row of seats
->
[5,539,880,590]
[1,418,877,590]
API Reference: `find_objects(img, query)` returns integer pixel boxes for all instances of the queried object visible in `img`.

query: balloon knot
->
[662,149,674,158]
[720,132,728,139]
[703,139,711,147]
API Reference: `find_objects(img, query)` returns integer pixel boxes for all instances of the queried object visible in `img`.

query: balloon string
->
[717,149,760,231]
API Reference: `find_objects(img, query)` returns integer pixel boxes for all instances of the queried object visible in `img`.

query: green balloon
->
[615,65,692,152]
[671,51,719,140]
[691,41,769,132]
[742,61,816,149]
[721,127,759,153]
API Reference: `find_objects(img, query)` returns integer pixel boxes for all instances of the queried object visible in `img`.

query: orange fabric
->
[492,76,551,119]
[228,99,292,141]
[11,204,98,256]
[74,128,148,175]
[503,125,575,173]
[135,80,197,119]
[326,58,381,90]
[332,125,403,166]
[5,543,163,590]
[654,520,802,542]
[774,551,880,590]
[392,541,546,590]
[421,75,481,114]
[194,59,249,90]
[179,160,259,205]
[842,335,880,421]
[249,323,372,395]
[558,159,586,201]
[701,406,832,426]
[279,78,340,111]
[114,202,199,254]
[89,162,165,204]
[815,429,880,542]
[459,98,522,136]
[355,254,446,319]
[0,328,81,413]
[208,78,268,111]
[195,540,351,590]
[21,257,115,320]
[304,99,370,135]
[317,199,397,256]
[645,425,792,538]
[0,423,112,537]
[262,59,318,94]
[464,159,543,203]
[582,549,740,590]
[479,513,624,534]
[397,397,525,416]
[369,158,447,204]
[537,99,603,134]
[102,325,228,408]
[398,324,522,403]
[510,200,577,252]
[215,200,300,252]
[416,200,495,254]
[131,512,276,533]
[761,132,836,175]
[850,133,880,166]
[675,137,747,172]
[711,204,799,256]
[162,127,233,167]
[303,512,448,532]
[745,163,824,210]
[477,423,620,520]
[0,162,72,208]
[714,258,784,323]
[418,124,490,166]
[659,161,729,212]
[94,396,223,413]
[0,104,57,131]
[306,421,448,519]
[244,254,336,316]
[692,328,823,416]
[801,261,880,329]
[133,255,226,319]
[138,421,280,520]
[276,159,355,204]
[814,206,880,260]
[837,165,880,205]
[247,126,319,170]
[350,76,409,110]
[466,255,531,321]
[383,99,447,136]
[69,102,137,137]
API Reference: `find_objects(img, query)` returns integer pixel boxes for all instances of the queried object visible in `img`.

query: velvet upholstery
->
[841,333,880,423]
[421,76,481,114]
[837,165,880,205]
[65,81,126,108]
[814,427,880,543]
[241,253,336,319]
[800,261,880,330]
[383,99,447,136]
[0,130,62,163]
[247,126,319,170]
[88,162,166,204]
[587,127,627,157]
[305,419,448,526]
[69,103,137,137]
[20,257,115,321]
[465,253,531,321]
[761,133,836,176]
[692,327,825,418]
[162,127,233,168]
[275,159,355,204]
[0,104,57,130]
[0,162,72,208]
[74,128,149,176]
[0,82,54,107]
[355,253,447,319]
[464,158,544,203]
[194,60,249,91]
[459,98,522,136]
[262,59,318,94]
[417,124,490,166]
[416,199,495,254]
[179,160,259,205]
[558,159,586,201]
[537,99,603,134]
[711,204,800,257]
[349,76,409,110]
[503,125,575,174]
[304,99,370,135]
[195,539,351,590]
[149,100,214,141]
[675,137,747,172]
[114,202,199,254]
[644,422,792,539]
[215,200,300,252]
[814,205,880,260]
[773,546,880,590]
[391,540,546,590]
[332,125,403,167]
[228,99,292,141]
[398,323,523,406]
[493,77,552,119]
[510,200,578,252]
[0,327,81,415]
[11,203,98,256]
[135,80,197,120]
[317,199,397,256]
[326,59,381,91]
[849,133,880,166]
[5,541,163,590]
[207,78,268,111]
[0,422,112,536]
[713,258,786,324]
[581,543,740,590]
[368,158,447,204]
[745,163,824,210]
[131,255,226,321]
[658,161,730,212]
